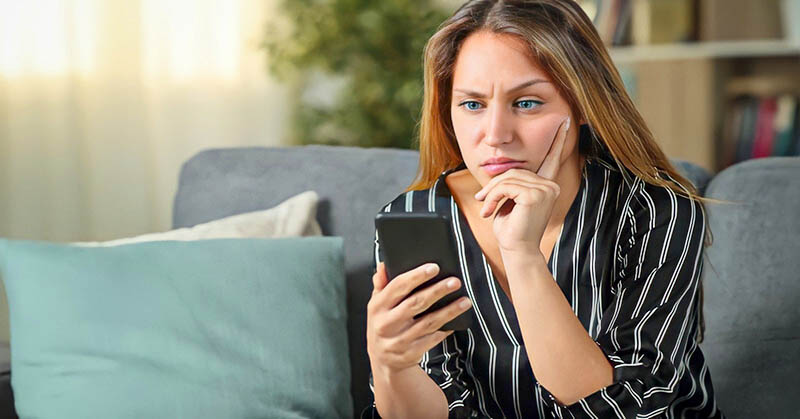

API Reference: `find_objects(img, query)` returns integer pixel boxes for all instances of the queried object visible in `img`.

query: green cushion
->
[0,237,352,419]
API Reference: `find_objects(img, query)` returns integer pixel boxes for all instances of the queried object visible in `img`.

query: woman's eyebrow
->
[453,78,550,98]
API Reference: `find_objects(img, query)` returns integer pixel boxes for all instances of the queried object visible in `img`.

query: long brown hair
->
[407,0,722,342]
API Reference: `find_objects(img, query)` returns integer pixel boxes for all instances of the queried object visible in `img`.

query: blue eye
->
[460,101,482,111]
[458,99,542,111]
[516,100,542,110]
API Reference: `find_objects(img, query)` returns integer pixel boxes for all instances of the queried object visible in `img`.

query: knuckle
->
[423,317,436,331]
[400,353,416,367]
[394,334,410,348]
[385,336,400,350]
[407,294,425,312]
[375,321,390,336]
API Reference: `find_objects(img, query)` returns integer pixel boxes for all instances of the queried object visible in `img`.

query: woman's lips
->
[481,161,527,176]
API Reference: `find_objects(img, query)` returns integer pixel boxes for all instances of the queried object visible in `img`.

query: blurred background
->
[1,0,798,245]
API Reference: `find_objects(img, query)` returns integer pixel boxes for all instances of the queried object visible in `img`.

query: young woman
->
[364,1,723,418]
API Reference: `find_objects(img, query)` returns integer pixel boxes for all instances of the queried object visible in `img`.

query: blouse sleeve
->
[538,182,708,418]
[362,335,480,418]
[361,225,480,419]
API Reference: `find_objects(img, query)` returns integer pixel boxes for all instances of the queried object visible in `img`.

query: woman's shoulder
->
[620,171,706,238]
[376,185,439,215]
[631,170,702,207]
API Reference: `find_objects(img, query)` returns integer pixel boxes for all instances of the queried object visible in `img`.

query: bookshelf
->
[581,0,800,174]
[610,39,800,63]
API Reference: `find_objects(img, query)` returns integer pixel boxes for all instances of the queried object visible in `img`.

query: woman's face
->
[450,31,581,186]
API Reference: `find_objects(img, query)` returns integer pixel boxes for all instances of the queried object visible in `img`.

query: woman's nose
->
[484,104,513,146]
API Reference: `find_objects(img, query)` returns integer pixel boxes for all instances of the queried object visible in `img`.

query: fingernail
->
[565,117,571,131]
[459,299,472,309]
[425,264,438,275]
[446,278,458,288]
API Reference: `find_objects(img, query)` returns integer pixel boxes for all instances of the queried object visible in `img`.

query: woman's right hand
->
[366,261,473,375]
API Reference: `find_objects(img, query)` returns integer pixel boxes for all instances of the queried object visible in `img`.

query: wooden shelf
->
[610,39,800,64]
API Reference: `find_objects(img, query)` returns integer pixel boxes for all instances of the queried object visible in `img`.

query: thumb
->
[372,262,389,294]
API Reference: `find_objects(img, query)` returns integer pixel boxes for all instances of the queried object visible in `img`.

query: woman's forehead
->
[452,31,551,86]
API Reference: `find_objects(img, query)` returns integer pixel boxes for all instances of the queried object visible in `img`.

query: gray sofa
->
[1,145,798,418]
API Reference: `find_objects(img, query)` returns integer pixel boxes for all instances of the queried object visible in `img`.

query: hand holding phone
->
[366,260,473,375]
[374,212,473,331]
[365,212,474,374]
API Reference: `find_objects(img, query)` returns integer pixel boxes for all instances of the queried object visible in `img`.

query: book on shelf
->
[700,0,784,41]
[784,0,800,43]
[632,0,694,45]
[752,97,778,159]
[774,95,798,156]
[734,98,759,165]
[578,0,695,46]
[722,92,799,170]
[612,0,633,45]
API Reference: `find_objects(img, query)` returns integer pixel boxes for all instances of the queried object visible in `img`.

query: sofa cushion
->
[0,190,322,358]
[76,190,322,246]
[0,237,352,419]
[700,156,800,417]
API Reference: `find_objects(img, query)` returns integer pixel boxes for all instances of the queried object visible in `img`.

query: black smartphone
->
[374,212,473,331]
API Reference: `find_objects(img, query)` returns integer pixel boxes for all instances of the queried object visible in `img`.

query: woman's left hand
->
[474,116,571,256]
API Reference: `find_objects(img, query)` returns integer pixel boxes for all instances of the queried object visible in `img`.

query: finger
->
[475,171,554,202]
[407,330,455,359]
[537,116,571,180]
[405,297,472,339]
[490,179,559,197]
[478,183,534,217]
[474,168,535,201]
[381,262,440,308]
[479,183,523,218]
[479,179,539,194]
[480,184,552,218]
[394,276,461,318]
[476,180,536,214]
[371,262,389,296]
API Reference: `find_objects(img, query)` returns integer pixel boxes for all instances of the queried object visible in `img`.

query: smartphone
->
[374,212,473,331]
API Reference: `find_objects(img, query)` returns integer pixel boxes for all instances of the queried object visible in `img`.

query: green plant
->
[262,0,451,149]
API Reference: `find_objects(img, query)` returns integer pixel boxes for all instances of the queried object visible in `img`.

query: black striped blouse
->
[363,141,724,418]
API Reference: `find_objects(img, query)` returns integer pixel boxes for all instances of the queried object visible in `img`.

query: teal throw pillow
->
[0,237,352,419]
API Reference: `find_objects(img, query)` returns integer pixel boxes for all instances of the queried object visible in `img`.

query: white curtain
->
[0,0,292,243]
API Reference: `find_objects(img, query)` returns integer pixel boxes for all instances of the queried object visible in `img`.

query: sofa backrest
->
[699,156,800,417]
[173,144,713,416]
